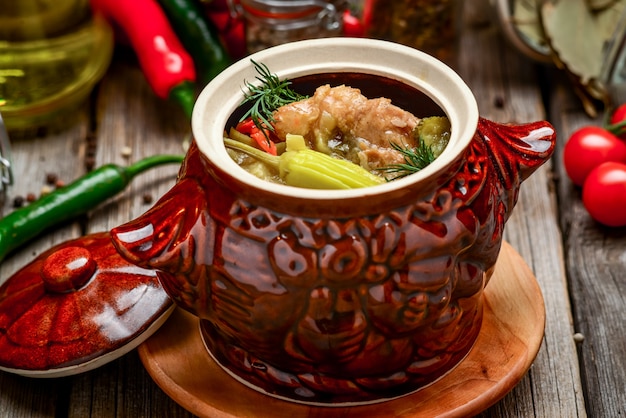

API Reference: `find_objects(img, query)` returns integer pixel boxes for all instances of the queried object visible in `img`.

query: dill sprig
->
[239,60,308,131]
[378,137,436,180]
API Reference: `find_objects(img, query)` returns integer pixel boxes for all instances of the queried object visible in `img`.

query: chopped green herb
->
[379,138,436,180]
[239,60,308,132]
[378,116,451,180]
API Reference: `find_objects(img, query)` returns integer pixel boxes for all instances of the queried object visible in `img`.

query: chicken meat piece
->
[272,85,420,170]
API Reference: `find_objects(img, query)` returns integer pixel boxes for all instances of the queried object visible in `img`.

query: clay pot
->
[110,38,556,405]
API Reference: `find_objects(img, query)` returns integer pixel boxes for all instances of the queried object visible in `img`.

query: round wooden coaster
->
[138,241,545,417]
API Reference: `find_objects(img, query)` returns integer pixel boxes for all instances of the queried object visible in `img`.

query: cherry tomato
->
[563,126,626,186]
[609,104,626,139]
[582,162,626,227]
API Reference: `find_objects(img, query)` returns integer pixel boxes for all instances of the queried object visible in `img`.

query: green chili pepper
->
[157,0,232,86]
[279,148,384,189]
[0,154,183,264]
[224,136,385,189]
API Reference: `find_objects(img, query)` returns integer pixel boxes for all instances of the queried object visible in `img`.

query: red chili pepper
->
[235,119,256,135]
[236,119,277,155]
[343,10,365,37]
[250,130,277,155]
[361,0,375,33]
[90,0,196,116]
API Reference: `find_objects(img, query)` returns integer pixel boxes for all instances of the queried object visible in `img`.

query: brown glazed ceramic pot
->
[110,38,556,405]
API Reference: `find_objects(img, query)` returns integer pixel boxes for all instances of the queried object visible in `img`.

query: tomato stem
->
[605,118,626,135]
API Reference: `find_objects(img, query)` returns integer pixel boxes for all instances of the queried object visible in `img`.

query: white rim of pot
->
[192,38,479,201]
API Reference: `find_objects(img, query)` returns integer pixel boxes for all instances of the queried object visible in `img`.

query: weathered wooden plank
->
[119,351,196,418]
[550,80,626,418]
[67,353,194,418]
[67,360,121,418]
[0,374,66,418]
[459,9,586,418]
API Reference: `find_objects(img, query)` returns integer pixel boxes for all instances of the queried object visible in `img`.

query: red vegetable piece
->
[236,119,256,134]
[235,118,277,155]
[90,0,196,98]
[250,129,277,155]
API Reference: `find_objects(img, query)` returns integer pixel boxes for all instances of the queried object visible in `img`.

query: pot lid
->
[0,232,173,378]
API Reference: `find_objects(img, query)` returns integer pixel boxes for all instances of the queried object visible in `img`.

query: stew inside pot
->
[224,63,451,189]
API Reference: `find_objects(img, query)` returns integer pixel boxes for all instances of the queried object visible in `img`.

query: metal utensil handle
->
[0,111,14,192]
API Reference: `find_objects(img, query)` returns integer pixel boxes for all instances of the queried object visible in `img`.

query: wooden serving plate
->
[138,241,545,417]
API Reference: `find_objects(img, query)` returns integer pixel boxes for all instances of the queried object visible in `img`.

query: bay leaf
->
[541,0,626,107]
[585,0,618,11]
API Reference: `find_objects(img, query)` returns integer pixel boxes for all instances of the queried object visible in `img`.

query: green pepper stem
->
[224,137,280,168]
[605,118,626,136]
[124,154,185,179]
[168,81,196,120]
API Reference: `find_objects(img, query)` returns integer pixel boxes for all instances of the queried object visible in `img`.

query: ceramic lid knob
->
[41,246,96,293]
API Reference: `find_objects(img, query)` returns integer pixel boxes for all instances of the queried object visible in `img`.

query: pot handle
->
[476,117,556,186]
[110,177,208,271]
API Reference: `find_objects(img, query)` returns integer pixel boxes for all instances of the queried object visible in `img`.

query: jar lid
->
[237,0,341,30]
[0,232,173,377]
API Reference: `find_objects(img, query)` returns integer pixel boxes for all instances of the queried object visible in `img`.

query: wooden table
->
[0,5,623,418]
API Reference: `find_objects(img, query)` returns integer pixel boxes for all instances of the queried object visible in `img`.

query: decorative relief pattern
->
[111,117,555,403]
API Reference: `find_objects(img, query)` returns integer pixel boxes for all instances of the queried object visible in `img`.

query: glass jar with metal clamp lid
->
[0,110,14,209]
[227,0,345,53]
